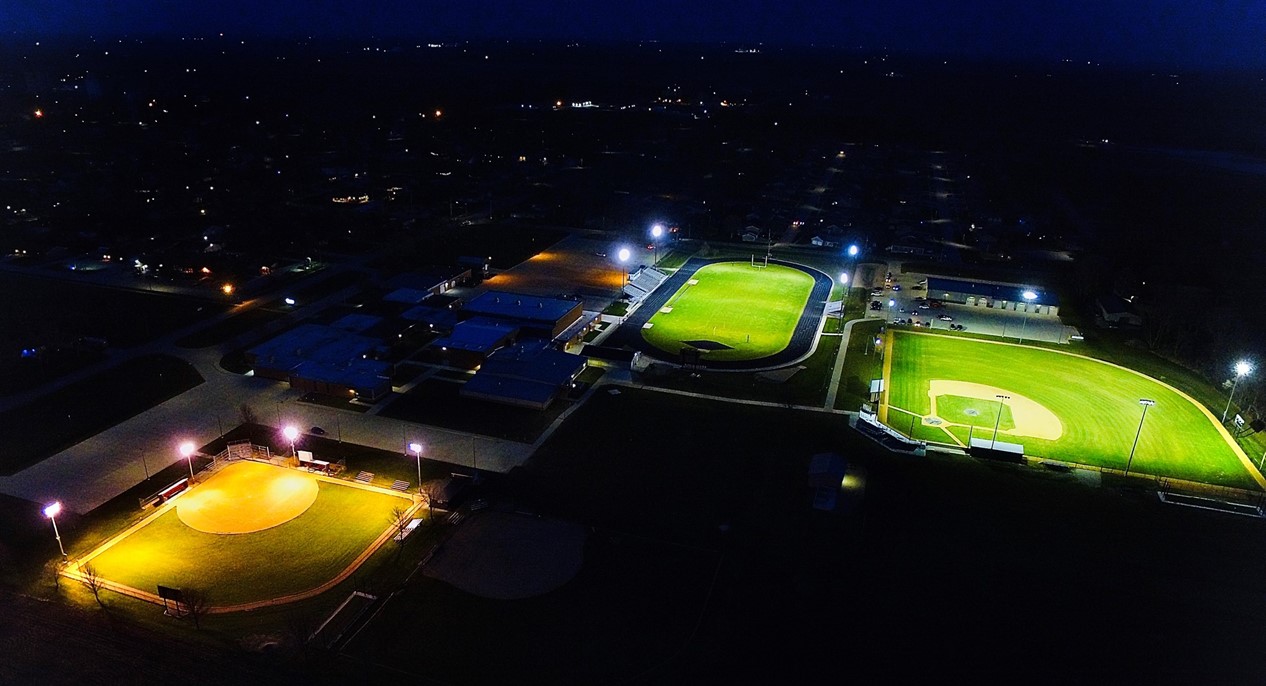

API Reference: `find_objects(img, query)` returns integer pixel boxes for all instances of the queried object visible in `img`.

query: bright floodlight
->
[1022,290,1038,301]
[179,441,195,458]
[409,442,423,454]
[1235,360,1253,377]
[617,247,631,263]
[282,426,299,441]
[43,501,61,518]
[838,272,848,284]
[651,223,664,238]
[847,244,859,257]
[888,299,895,307]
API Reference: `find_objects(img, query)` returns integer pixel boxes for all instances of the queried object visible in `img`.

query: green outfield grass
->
[85,480,407,606]
[642,261,813,362]
[888,332,1258,489]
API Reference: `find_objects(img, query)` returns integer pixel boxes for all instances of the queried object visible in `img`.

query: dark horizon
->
[7,0,1266,71]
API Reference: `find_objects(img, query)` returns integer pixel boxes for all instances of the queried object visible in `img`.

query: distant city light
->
[618,247,631,262]
[284,297,296,306]
[1022,290,1038,301]
[33,109,44,118]
[221,283,234,295]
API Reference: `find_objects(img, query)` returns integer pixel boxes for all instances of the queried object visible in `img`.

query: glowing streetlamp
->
[44,501,66,559]
[847,244,859,258]
[179,441,196,480]
[1222,360,1253,423]
[1017,290,1038,344]
[409,442,423,493]
[282,425,299,457]
[1125,398,1156,476]
[888,298,896,323]
[838,272,849,285]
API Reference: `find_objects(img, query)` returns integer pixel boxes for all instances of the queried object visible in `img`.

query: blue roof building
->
[461,291,584,339]
[460,342,587,410]
[245,324,392,400]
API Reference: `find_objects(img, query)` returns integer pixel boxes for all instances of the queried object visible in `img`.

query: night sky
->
[7,0,1265,69]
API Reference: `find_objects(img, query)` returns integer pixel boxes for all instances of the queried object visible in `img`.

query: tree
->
[420,480,447,522]
[79,562,106,607]
[182,588,211,629]
[238,403,258,425]
[387,506,412,560]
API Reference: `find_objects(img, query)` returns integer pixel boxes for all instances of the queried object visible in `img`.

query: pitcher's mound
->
[425,511,587,599]
[177,461,319,534]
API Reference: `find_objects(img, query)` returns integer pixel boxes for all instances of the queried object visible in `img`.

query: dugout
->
[968,437,1025,463]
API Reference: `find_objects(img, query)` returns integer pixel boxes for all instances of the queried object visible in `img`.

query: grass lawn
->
[888,331,1257,489]
[644,331,839,406]
[0,354,204,475]
[833,318,883,411]
[642,262,814,362]
[85,478,407,606]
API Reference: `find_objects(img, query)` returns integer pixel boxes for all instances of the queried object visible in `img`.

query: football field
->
[70,461,414,609]
[641,261,814,362]
[885,331,1261,490]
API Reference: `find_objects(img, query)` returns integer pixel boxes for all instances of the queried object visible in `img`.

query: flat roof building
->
[460,342,587,410]
[245,324,392,400]
[926,276,1059,315]
[461,291,584,340]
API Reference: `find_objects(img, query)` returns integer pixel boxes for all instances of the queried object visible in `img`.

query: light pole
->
[990,394,1010,449]
[1124,398,1156,476]
[838,272,849,318]
[44,501,66,560]
[1222,360,1253,423]
[283,425,299,457]
[179,441,196,480]
[847,244,860,258]
[409,442,423,493]
[650,223,664,266]
[617,246,631,291]
[1017,290,1038,344]
[888,299,896,323]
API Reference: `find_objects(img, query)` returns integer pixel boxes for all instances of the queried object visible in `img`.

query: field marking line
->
[898,330,1266,490]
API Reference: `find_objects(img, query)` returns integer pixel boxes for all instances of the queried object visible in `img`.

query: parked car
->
[919,303,931,309]
[310,426,327,436]
[891,284,901,291]
[938,315,954,321]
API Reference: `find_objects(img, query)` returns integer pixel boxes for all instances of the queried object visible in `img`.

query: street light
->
[1125,399,1156,476]
[990,394,1011,449]
[1017,290,1038,344]
[839,272,849,285]
[888,299,896,323]
[282,425,299,457]
[44,501,66,560]
[1222,360,1253,423]
[409,442,423,493]
[847,244,860,257]
[179,441,196,480]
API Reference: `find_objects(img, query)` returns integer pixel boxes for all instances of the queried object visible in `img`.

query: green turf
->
[641,262,814,361]
[86,481,407,606]
[888,332,1257,489]
[935,395,1016,432]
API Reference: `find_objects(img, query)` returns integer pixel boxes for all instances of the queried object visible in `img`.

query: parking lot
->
[864,266,1079,345]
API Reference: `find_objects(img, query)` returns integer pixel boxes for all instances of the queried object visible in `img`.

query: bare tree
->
[387,506,412,560]
[182,588,211,629]
[420,480,447,522]
[238,403,258,425]
[79,562,106,607]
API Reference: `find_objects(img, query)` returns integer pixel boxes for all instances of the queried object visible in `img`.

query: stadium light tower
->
[1017,290,1038,344]
[179,441,196,480]
[44,501,66,560]
[990,395,1011,449]
[1125,399,1156,476]
[650,223,664,265]
[617,247,631,289]
[282,425,299,457]
[1222,360,1253,423]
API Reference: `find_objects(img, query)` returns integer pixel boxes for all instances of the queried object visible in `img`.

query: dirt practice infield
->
[176,461,319,534]
[927,379,1063,440]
